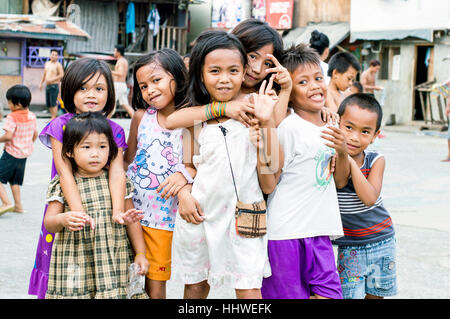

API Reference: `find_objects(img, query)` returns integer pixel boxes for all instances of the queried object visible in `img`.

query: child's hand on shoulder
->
[157,172,187,200]
[134,253,149,276]
[321,125,348,158]
[61,211,95,232]
[225,100,255,128]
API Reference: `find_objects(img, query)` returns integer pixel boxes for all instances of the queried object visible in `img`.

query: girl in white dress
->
[172,30,283,299]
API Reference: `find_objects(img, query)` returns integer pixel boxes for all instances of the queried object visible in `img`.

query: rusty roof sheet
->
[0,14,90,41]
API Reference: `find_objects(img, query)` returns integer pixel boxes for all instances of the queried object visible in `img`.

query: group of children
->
[0,18,397,300]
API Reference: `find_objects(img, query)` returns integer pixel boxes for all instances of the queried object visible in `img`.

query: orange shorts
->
[142,226,173,281]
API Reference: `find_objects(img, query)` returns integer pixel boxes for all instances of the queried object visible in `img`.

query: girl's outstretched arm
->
[165,101,254,130]
[109,148,127,224]
[44,201,94,233]
[124,109,146,169]
[51,137,84,213]
[124,198,149,275]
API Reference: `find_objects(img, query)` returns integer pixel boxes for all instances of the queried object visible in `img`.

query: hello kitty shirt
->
[127,107,183,231]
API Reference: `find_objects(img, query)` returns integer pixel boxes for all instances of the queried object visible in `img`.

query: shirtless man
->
[40,49,64,120]
[111,45,134,118]
[361,59,383,97]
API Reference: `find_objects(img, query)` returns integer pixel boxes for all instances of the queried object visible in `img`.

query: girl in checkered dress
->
[29,58,132,299]
[43,112,149,298]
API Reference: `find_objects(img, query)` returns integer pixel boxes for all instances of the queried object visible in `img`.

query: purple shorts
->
[261,236,342,299]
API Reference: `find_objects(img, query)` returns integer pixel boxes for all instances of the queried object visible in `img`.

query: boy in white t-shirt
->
[261,44,348,299]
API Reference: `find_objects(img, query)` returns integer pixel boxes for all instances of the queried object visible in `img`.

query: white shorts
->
[114,82,129,106]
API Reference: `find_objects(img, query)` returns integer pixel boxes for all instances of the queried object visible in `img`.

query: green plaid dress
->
[45,170,147,299]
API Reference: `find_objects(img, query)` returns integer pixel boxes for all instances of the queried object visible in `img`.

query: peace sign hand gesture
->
[265,54,292,92]
[250,74,279,123]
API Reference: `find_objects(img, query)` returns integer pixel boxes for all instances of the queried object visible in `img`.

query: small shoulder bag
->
[218,124,267,238]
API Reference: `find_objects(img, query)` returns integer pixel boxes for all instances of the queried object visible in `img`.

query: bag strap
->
[218,124,240,202]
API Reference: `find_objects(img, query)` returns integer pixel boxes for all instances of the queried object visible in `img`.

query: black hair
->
[232,18,283,89]
[50,49,59,55]
[369,59,381,67]
[62,111,118,173]
[115,44,125,56]
[61,58,115,116]
[281,43,321,73]
[338,93,383,131]
[6,84,32,108]
[187,30,247,106]
[351,81,363,93]
[309,30,330,56]
[327,51,361,77]
[232,18,284,62]
[131,48,188,110]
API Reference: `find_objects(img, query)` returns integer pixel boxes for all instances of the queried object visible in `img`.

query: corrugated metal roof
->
[350,29,434,43]
[0,14,90,41]
[283,22,350,50]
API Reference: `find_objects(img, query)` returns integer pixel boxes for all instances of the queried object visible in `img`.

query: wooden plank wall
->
[294,0,350,27]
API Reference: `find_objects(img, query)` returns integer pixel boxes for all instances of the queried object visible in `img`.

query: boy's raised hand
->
[321,125,348,157]
[251,74,279,123]
[265,54,292,92]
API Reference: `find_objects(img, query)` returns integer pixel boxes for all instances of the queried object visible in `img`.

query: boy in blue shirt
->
[322,93,397,299]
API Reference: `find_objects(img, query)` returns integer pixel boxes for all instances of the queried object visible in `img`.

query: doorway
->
[413,45,434,121]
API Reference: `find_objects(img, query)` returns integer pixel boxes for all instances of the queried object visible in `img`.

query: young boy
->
[326,52,361,112]
[0,85,38,216]
[261,44,347,299]
[322,93,397,299]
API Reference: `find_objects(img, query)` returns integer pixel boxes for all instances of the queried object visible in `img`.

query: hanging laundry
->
[126,2,136,34]
[147,5,160,37]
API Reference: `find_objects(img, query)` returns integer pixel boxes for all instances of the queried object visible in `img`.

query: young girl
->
[171,30,283,299]
[165,18,291,130]
[124,48,194,299]
[29,58,128,299]
[44,112,149,298]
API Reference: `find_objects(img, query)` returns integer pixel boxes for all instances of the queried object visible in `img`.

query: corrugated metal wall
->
[66,0,118,54]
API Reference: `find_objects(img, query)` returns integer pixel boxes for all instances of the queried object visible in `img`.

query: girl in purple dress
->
[28,58,128,299]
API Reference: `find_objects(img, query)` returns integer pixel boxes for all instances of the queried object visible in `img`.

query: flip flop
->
[441,157,450,162]
[0,205,14,216]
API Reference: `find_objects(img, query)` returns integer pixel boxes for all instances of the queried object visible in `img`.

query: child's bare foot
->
[13,206,26,213]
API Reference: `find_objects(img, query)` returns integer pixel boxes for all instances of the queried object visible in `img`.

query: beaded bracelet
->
[206,101,227,120]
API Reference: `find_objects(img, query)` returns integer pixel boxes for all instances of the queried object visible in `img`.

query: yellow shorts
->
[142,226,173,281]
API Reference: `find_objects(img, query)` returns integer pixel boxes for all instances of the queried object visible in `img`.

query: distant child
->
[124,48,194,299]
[261,44,346,299]
[165,18,291,129]
[309,29,330,85]
[172,30,282,299]
[29,58,129,299]
[44,112,149,298]
[324,93,397,299]
[0,85,37,216]
[326,51,361,112]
